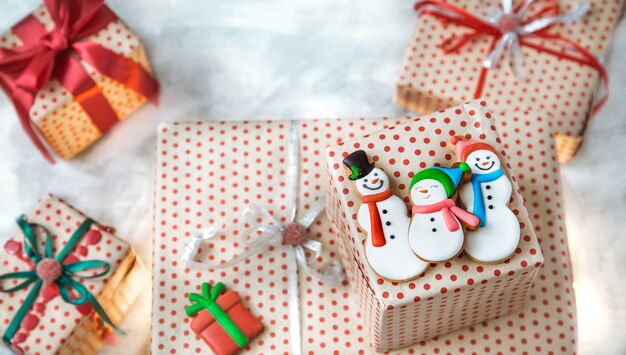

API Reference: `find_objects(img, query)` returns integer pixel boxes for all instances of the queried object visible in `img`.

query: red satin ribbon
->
[0,0,159,163]
[414,0,609,126]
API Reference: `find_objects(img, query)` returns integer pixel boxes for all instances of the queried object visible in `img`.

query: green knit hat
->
[410,163,470,197]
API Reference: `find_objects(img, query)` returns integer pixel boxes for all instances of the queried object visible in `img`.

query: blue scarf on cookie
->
[471,169,504,227]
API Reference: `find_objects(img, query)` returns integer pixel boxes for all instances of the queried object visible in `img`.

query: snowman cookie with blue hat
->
[408,163,480,262]
[450,136,521,263]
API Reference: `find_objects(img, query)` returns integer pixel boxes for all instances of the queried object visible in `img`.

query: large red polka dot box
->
[325,101,543,351]
[395,0,624,163]
[0,1,159,162]
[0,194,147,354]
[153,116,412,354]
[153,101,574,354]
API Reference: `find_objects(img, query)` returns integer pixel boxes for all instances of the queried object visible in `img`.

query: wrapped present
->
[186,282,264,355]
[152,117,411,354]
[395,0,624,163]
[0,194,147,354]
[152,105,575,353]
[0,0,159,162]
[171,121,348,355]
[325,101,543,351]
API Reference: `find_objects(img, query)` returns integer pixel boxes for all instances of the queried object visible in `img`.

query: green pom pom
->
[459,162,470,172]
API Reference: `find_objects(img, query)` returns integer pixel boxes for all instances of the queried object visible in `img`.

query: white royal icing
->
[356,168,428,281]
[460,150,520,262]
[408,179,465,262]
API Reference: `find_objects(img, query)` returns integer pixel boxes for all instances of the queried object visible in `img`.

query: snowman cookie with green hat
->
[408,163,480,262]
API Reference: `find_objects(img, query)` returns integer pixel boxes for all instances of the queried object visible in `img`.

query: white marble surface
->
[0,1,624,354]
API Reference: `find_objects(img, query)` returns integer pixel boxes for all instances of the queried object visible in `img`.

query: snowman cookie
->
[450,137,521,263]
[343,150,428,282]
[408,163,480,262]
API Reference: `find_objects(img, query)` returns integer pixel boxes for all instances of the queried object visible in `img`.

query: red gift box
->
[189,285,263,355]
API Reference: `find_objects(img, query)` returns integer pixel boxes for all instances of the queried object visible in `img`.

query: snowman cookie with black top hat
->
[343,150,428,281]
[408,163,480,262]
[450,136,521,263]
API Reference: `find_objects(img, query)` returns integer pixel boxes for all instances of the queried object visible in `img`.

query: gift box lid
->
[325,101,544,307]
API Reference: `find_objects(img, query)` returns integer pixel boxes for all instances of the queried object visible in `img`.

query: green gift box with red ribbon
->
[0,194,146,354]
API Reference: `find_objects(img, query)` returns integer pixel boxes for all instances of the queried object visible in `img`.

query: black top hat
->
[343,150,375,180]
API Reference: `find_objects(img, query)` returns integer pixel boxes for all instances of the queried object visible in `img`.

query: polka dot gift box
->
[0,0,159,162]
[153,100,574,353]
[395,0,625,163]
[0,194,147,354]
[153,116,412,354]
[325,101,543,352]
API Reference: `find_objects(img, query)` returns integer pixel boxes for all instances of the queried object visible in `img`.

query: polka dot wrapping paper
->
[152,100,572,353]
[325,101,542,351]
[0,194,147,355]
[0,4,156,160]
[395,0,625,163]
[152,117,409,354]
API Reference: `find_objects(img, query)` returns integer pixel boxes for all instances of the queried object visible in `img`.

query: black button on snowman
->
[343,150,428,281]
[408,162,479,262]
[343,137,521,282]
[451,137,520,263]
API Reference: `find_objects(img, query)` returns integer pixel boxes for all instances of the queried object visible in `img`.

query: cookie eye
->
[374,173,378,176]
[364,179,368,182]
[486,156,491,160]
[475,157,480,161]
[430,185,437,188]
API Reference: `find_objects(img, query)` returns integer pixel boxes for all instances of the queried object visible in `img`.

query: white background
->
[0,1,624,354]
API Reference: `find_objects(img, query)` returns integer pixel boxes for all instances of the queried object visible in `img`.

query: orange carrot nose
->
[420,189,428,193]
[481,161,490,166]
[371,178,380,184]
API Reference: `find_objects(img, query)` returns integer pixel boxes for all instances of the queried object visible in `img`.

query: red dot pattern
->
[0,194,131,354]
[151,117,410,354]
[395,0,625,159]
[326,101,542,351]
[152,101,572,353]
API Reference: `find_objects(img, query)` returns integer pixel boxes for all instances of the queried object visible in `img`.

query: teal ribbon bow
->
[0,215,122,350]
[186,282,249,348]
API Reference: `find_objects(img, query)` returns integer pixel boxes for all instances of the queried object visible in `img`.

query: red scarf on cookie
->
[362,189,393,247]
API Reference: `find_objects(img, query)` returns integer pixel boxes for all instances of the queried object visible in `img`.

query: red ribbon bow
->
[0,0,159,163]
[414,0,608,126]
